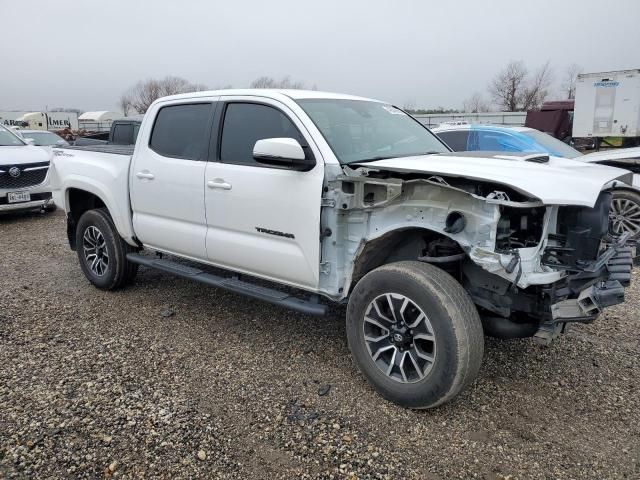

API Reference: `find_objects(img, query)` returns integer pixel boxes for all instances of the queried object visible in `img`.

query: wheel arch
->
[346,226,466,296]
[64,184,135,250]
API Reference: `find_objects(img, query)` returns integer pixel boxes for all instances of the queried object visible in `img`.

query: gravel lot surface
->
[1,211,639,479]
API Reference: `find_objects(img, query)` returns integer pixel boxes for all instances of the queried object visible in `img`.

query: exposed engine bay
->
[318,164,632,344]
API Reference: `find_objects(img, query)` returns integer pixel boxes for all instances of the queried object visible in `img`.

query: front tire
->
[346,261,484,409]
[75,208,138,290]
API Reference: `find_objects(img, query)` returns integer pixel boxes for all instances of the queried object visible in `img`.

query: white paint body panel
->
[204,95,325,288]
[360,153,630,207]
[50,149,136,243]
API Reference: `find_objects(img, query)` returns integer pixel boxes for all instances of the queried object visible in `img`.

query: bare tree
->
[489,60,553,111]
[463,92,489,113]
[123,76,209,114]
[249,75,310,89]
[489,61,528,111]
[520,61,553,110]
[561,63,582,99]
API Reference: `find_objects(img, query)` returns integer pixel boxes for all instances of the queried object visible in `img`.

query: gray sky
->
[2,0,639,112]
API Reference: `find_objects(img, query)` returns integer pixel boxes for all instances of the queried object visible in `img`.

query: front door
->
[130,101,215,260]
[204,97,325,289]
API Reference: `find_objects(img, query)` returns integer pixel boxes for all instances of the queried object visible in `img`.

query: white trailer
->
[0,111,79,131]
[573,69,640,140]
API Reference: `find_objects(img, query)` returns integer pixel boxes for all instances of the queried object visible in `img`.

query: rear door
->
[204,96,325,289]
[130,100,217,260]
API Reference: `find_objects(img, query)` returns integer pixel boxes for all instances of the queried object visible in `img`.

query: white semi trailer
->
[573,69,640,147]
[0,111,79,131]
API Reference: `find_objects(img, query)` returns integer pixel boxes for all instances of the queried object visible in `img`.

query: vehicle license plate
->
[7,192,31,203]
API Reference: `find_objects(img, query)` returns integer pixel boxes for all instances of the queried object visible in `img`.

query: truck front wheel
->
[75,208,138,290]
[346,261,484,409]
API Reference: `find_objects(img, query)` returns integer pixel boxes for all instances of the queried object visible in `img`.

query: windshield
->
[522,129,582,159]
[296,99,449,164]
[24,131,68,146]
[0,125,26,146]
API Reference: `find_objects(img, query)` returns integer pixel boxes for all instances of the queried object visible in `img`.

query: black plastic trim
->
[126,253,327,316]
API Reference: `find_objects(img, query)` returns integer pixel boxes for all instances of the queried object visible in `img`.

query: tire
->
[43,203,57,213]
[609,189,640,240]
[75,208,138,290]
[346,261,484,409]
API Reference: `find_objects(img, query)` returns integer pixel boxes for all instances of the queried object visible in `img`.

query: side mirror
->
[253,138,315,171]
[24,138,36,146]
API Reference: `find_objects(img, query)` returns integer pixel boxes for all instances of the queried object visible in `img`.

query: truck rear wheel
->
[75,208,138,290]
[346,261,484,409]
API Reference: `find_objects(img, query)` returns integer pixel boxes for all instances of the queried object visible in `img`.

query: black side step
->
[126,253,327,316]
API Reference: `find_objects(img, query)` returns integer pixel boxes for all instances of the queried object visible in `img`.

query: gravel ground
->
[1,210,639,479]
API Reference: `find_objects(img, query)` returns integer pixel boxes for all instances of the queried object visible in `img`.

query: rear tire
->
[75,208,138,290]
[346,261,484,409]
[610,189,640,240]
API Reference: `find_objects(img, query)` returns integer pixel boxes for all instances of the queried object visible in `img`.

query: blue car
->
[433,124,640,238]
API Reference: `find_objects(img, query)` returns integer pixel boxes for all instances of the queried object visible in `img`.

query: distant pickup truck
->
[74,115,143,146]
[50,89,633,409]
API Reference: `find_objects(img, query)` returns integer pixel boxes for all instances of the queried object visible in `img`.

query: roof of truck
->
[155,89,384,104]
[433,124,532,133]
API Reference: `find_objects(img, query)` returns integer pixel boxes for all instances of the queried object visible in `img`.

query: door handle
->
[136,172,155,180]
[207,179,232,190]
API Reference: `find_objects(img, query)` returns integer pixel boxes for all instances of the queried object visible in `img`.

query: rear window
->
[149,103,212,160]
[111,124,133,145]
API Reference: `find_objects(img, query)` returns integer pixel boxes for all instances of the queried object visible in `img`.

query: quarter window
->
[150,103,212,160]
[220,103,304,166]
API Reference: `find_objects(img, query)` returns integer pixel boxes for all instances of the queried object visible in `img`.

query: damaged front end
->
[461,191,632,344]
[319,164,632,345]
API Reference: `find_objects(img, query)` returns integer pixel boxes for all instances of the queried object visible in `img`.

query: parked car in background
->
[18,130,69,147]
[433,124,640,238]
[51,89,633,408]
[0,124,55,213]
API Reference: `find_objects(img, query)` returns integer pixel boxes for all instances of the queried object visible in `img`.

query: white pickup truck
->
[50,89,634,409]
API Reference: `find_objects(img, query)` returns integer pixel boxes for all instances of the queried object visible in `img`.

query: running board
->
[126,253,327,316]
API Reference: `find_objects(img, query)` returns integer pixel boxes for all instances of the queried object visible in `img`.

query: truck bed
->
[56,144,135,156]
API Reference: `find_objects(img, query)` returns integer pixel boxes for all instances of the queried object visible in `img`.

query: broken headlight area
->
[542,191,611,270]
[495,206,546,252]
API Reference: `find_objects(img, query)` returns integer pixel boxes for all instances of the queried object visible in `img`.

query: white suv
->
[0,124,55,213]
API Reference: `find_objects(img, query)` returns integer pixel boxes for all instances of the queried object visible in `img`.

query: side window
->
[436,130,470,151]
[149,103,212,160]
[220,103,304,166]
[111,124,133,145]
[477,131,520,151]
